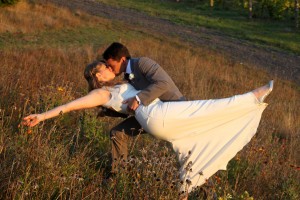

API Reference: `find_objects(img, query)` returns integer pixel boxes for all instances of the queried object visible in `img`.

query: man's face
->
[106,57,126,76]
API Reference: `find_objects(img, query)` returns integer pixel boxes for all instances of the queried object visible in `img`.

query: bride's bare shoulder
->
[90,88,111,95]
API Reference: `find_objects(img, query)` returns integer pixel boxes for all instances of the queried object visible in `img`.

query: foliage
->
[250,0,294,19]
[0,0,18,6]
[160,0,296,20]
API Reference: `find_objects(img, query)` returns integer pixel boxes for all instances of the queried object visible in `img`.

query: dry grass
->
[0,1,106,33]
[0,1,299,199]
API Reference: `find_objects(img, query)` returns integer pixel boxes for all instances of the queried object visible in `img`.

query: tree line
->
[177,0,299,28]
[1,0,299,28]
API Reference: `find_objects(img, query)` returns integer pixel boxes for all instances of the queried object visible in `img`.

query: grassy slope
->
[0,26,141,49]
[98,0,300,54]
[0,1,299,200]
[0,1,141,49]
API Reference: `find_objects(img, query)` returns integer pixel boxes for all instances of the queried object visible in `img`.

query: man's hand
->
[123,97,139,113]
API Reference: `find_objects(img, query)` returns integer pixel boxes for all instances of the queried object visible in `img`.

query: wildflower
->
[33,184,39,189]
[258,147,264,152]
[57,87,64,92]
[27,130,32,134]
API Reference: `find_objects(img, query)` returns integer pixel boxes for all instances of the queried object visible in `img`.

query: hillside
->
[42,0,300,85]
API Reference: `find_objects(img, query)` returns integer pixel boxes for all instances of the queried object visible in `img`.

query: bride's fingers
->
[23,115,35,122]
[23,116,32,121]
[22,118,30,124]
[22,116,36,126]
[28,122,36,127]
[22,120,31,126]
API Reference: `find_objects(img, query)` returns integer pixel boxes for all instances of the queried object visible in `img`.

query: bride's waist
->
[137,99,163,118]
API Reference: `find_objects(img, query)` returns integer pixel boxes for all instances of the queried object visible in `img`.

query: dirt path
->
[42,0,300,84]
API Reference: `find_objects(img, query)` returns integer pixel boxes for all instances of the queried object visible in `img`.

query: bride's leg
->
[252,80,274,103]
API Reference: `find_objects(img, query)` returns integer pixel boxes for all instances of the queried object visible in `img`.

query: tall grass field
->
[0,1,299,199]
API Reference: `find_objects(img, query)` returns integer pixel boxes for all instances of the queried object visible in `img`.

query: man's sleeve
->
[97,106,128,118]
[136,57,174,106]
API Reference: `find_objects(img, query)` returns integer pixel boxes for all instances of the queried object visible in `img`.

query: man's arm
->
[136,57,174,106]
[97,106,128,118]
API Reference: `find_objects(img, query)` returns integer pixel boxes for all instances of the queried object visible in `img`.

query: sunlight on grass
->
[0,1,143,50]
[0,1,299,199]
[1,39,299,199]
[97,0,300,54]
[0,26,140,49]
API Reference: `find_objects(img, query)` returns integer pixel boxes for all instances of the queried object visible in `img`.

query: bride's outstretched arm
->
[22,89,111,127]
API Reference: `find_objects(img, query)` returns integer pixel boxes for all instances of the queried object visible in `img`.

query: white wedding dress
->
[103,83,267,192]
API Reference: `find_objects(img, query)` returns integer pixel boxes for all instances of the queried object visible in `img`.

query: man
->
[102,42,185,173]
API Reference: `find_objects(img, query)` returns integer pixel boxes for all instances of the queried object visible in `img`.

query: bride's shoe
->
[258,80,274,103]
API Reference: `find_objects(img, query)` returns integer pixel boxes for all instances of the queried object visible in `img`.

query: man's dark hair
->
[102,42,131,61]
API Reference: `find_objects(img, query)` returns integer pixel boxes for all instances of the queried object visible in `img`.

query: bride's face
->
[96,67,116,82]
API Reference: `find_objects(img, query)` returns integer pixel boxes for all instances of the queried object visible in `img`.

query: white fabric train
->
[103,83,267,192]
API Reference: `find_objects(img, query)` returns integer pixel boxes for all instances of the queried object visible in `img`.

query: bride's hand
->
[22,114,43,127]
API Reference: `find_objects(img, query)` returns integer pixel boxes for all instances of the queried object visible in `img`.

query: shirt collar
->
[125,60,132,74]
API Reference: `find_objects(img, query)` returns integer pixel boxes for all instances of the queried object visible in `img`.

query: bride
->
[23,61,273,196]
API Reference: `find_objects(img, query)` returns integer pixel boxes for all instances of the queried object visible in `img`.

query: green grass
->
[97,0,300,54]
[0,25,142,49]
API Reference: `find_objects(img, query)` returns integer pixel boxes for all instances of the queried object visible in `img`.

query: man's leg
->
[110,116,145,172]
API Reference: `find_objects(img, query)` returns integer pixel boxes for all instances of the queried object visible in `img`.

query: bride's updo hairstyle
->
[84,61,107,91]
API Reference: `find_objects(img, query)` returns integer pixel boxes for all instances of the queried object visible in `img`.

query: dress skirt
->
[135,92,267,192]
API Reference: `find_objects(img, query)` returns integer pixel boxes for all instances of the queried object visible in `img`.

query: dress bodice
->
[102,84,140,114]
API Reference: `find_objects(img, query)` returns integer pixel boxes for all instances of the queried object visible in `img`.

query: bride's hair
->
[84,61,129,118]
[84,61,127,91]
